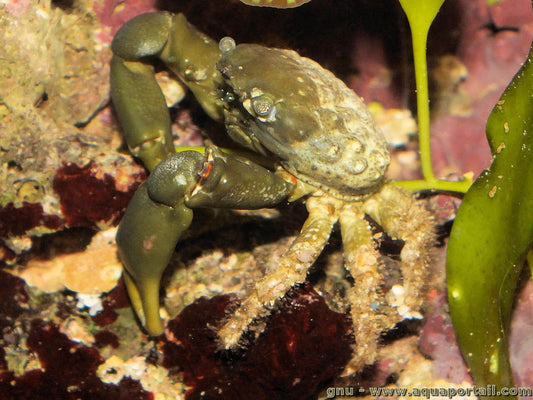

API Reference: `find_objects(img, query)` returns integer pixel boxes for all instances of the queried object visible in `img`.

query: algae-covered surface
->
[0,0,146,260]
[1,0,532,399]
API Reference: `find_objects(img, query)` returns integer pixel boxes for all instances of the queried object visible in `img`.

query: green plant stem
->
[397,0,473,195]
[411,27,435,183]
[395,177,472,194]
[399,0,443,183]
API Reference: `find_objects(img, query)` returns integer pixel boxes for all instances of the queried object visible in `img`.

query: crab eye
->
[251,96,276,120]
[219,36,236,54]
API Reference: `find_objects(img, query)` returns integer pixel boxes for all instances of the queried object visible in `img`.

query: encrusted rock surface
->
[1,0,532,399]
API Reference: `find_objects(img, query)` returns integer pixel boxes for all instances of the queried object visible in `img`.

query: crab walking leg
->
[362,184,435,316]
[117,147,294,336]
[339,204,384,371]
[217,194,340,349]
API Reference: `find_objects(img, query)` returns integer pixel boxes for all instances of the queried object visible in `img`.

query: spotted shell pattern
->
[218,44,391,200]
[240,0,311,8]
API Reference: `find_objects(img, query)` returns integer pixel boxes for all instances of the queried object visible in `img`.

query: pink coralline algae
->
[162,285,353,400]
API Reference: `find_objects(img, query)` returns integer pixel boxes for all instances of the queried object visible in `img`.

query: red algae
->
[162,285,353,400]
[0,319,153,400]
[94,330,120,349]
[91,279,131,327]
[91,301,120,327]
[0,270,29,331]
[0,202,63,237]
[53,162,143,228]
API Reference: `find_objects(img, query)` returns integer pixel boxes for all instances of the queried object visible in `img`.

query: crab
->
[111,12,435,370]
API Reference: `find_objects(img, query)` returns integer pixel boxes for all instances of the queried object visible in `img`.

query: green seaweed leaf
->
[446,32,533,394]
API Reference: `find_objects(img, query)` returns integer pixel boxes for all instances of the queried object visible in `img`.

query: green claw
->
[117,183,194,335]
[110,56,174,171]
[110,13,224,171]
[117,149,293,335]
